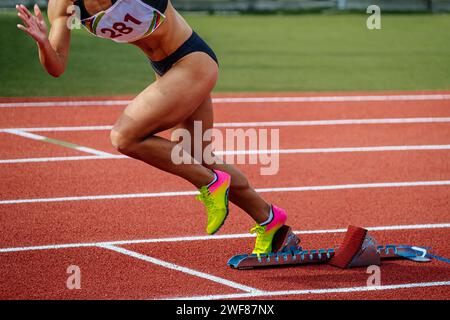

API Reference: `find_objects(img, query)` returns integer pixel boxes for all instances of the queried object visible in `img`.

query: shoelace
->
[250,225,265,235]
[196,186,217,222]
[250,225,269,249]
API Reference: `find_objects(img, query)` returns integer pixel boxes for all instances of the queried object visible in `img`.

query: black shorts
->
[149,31,218,76]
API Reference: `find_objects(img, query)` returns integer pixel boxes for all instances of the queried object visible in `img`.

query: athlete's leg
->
[172,96,271,224]
[110,52,219,188]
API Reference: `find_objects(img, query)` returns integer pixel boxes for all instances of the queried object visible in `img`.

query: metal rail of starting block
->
[227,238,434,270]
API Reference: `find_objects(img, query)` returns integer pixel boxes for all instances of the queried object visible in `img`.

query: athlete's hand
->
[16,4,49,44]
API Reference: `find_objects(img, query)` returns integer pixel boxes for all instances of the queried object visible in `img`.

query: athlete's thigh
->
[171,94,214,158]
[176,94,214,140]
[113,52,218,140]
[173,95,222,164]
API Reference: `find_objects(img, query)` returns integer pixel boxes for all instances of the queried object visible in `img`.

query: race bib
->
[83,0,165,43]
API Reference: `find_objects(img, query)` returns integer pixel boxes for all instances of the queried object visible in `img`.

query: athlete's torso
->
[74,0,192,61]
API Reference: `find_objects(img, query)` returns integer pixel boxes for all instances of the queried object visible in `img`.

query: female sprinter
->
[16,0,297,254]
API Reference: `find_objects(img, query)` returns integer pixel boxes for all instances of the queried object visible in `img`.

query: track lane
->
[31,122,450,157]
[1,92,450,300]
[1,150,449,199]
[0,246,241,300]
[2,121,449,165]
[126,229,450,299]
[0,187,449,248]
[0,133,86,159]
[0,93,450,128]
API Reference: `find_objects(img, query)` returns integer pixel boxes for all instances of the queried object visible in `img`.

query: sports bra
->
[75,0,168,43]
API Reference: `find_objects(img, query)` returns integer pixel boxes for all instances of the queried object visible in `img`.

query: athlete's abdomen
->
[132,2,193,62]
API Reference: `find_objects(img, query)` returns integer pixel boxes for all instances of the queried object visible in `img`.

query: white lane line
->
[4,129,44,140]
[4,129,114,157]
[167,281,450,300]
[75,147,113,156]
[219,145,450,155]
[0,190,198,205]
[0,125,110,132]
[0,155,124,164]
[1,180,450,205]
[1,94,449,108]
[99,244,261,293]
[212,94,450,104]
[1,223,449,253]
[215,117,450,127]
[0,100,130,108]
[13,125,113,132]
[2,117,450,133]
[2,144,450,164]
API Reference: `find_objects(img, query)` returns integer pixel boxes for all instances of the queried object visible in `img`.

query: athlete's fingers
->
[16,4,29,18]
[17,23,40,42]
[17,4,42,33]
[17,12,31,28]
[17,4,32,18]
[20,12,39,31]
[34,3,44,22]
[20,4,33,17]
[16,6,38,30]
[17,24,32,36]
[17,23,27,31]
[34,5,48,33]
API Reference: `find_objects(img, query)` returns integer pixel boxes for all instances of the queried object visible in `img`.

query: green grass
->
[1,11,450,97]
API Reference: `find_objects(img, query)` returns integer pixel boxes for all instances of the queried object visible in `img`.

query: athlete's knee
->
[110,129,139,155]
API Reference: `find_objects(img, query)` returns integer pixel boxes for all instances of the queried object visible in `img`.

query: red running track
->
[0,91,449,300]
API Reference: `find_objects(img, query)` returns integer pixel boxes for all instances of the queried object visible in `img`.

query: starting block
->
[227,225,435,270]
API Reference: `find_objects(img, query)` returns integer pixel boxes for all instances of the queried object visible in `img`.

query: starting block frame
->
[227,226,435,270]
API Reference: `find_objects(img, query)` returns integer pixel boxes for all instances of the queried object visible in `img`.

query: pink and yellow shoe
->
[251,205,292,255]
[196,170,231,235]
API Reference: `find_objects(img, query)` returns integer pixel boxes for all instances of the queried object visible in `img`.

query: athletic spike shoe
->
[196,170,231,235]
[251,205,288,255]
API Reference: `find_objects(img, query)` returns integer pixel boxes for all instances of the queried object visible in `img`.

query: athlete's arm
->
[16,1,72,77]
